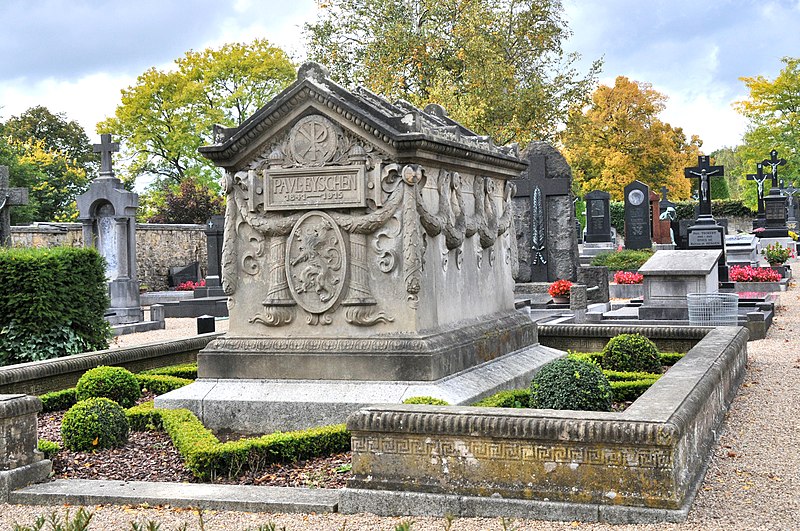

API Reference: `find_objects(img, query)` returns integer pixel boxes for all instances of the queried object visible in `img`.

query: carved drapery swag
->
[220,114,516,327]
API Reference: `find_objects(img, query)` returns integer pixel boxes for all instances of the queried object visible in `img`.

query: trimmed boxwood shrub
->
[0,247,110,365]
[61,397,130,451]
[76,366,141,408]
[139,362,198,380]
[402,396,449,405]
[472,389,530,408]
[601,334,662,374]
[530,358,612,412]
[37,439,60,459]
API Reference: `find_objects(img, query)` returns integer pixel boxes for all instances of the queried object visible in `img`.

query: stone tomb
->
[725,233,759,268]
[156,63,559,433]
[638,250,721,321]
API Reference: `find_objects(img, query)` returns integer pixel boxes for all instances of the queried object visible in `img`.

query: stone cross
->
[93,134,120,177]
[684,155,723,219]
[746,163,768,216]
[783,181,797,223]
[0,166,30,247]
[762,149,786,188]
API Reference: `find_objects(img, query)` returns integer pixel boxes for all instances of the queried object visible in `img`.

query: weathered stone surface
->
[11,223,208,291]
[341,326,749,522]
[638,250,720,320]
[0,394,51,500]
[577,265,609,303]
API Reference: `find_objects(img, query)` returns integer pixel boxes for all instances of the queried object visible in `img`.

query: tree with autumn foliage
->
[142,175,224,224]
[734,57,800,210]
[562,76,703,201]
[305,0,600,145]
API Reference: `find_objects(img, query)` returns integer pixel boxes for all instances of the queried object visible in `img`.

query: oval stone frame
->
[286,211,348,314]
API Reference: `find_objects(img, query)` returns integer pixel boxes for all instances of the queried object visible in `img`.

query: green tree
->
[4,106,98,175]
[305,0,600,145]
[98,39,295,188]
[562,76,703,201]
[734,56,800,209]
[142,175,225,224]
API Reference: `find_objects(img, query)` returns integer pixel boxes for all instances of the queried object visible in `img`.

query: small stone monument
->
[76,134,141,325]
[623,180,652,250]
[725,233,759,268]
[638,249,721,320]
[512,142,578,282]
[0,166,29,247]
[580,190,614,264]
[0,394,52,500]
[156,63,550,434]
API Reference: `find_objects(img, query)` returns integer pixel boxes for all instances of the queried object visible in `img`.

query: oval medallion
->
[286,211,347,314]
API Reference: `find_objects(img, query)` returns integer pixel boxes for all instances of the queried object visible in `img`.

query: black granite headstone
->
[168,261,201,287]
[584,190,612,243]
[684,155,727,282]
[623,180,651,250]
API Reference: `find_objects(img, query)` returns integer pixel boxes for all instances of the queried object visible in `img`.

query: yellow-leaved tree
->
[562,76,702,200]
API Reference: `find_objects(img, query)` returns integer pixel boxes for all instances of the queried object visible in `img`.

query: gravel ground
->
[0,292,797,530]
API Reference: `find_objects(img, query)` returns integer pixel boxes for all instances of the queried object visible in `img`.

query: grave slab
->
[638,250,721,320]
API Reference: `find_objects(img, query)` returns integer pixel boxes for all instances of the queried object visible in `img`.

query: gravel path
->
[0,292,797,530]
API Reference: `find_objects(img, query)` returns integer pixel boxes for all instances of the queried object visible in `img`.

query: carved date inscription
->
[266,166,366,210]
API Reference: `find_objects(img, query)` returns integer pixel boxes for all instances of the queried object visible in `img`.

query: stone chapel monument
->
[156,63,557,433]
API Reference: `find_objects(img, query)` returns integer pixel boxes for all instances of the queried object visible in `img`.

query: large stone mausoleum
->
[156,63,561,433]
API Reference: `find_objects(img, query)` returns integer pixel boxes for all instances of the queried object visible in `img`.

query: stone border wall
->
[341,326,748,523]
[10,223,207,291]
[538,323,707,353]
[0,334,221,395]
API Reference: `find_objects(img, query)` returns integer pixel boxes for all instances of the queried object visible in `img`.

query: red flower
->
[613,271,644,285]
[548,279,573,298]
[729,265,782,282]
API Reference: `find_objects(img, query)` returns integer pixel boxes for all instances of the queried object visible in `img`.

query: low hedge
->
[139,363,198,380]
[127,402,350,480]
[472,389,530,408]
[571,351,684,367]
[611,378,660,402]
[474,380,658,408]
[39,388,77,412]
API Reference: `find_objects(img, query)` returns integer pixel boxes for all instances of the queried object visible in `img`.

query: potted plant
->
[548,279,572,304]
[761,242,793,266]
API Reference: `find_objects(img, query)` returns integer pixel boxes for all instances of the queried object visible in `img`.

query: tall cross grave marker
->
[746,162,768,228]
[684,155,727,281]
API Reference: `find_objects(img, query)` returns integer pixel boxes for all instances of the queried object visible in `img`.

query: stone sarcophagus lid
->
[196,63,535,382]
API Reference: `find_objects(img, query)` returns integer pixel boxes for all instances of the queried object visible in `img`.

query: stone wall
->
[10,223,207,291]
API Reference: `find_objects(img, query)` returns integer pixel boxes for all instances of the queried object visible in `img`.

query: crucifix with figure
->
[762,149,786,188]
[93,133,120,177]
[0,166,30,247]
[746,162,769,224]
[684,155,723,221]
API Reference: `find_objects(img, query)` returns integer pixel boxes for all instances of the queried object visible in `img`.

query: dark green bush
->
[402,396,449,405]
[0,247,110,365]
[61,397,130,451]
[610,200,624,235]
[472,389,530,408]
[591,249,653,271]
[76,366,141,408]
[601,334,662,374]
[39,388,77,412]
[530,358,612,412]
[611,379,659,402]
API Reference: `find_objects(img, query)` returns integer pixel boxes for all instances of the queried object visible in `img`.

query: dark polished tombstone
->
[684,155,727,282]
[0,166,29,247]
[762,187,789,238]
[650,190,671,245]
[198,215,226,297]
[623,180,652,250]
[584,190,612,243]
[746,163,768,229]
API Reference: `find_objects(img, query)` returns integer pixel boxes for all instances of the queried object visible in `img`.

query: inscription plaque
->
[688,229,722,247]
[265,166,366,210]
[765,200,784,222]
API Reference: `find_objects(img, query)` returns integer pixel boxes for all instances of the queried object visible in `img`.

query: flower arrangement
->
[761,242,794,265]
[613,271,644,285]
[729,265,782,283]
[176,279,206,291]
[789,231,798,242]
[548,279,573,298]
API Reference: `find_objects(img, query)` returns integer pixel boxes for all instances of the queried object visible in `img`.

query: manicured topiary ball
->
[601,333,662,374]
[61,397,130,451]
[76,365,141,408]
[529,357,612,412]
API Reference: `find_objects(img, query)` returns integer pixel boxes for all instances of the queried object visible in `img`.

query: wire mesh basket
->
[687,293,740,326]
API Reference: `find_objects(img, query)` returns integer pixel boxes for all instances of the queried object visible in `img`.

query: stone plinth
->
[341,327,749,523]
[638,250,721,320]
[0,394,51,501]
[157,63,537,431]
[725,234,758,267]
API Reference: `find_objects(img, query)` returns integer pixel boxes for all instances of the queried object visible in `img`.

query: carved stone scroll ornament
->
[402,165,424,309]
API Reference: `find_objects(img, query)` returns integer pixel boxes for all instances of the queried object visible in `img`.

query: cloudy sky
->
[1,0,798,154]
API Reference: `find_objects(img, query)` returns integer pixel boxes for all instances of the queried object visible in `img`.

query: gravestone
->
[580,190,614,264]
[684,155,727,281]
[638,249,721,320]
[0,166,29,247]
[512,142,578,282]
[202,215,225,296]
[650,189,672,245]
[725,233,759,267]
[156,63,549,434]
[747,163,768,229]
[76,134,141,325]
[759,150,790,239]
[779,180,798,230]
[623,180,652,250]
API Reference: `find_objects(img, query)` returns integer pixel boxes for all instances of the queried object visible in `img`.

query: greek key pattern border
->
[351,435,672,469]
